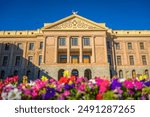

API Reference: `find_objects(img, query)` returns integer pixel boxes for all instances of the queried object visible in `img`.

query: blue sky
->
[0,0,150,30]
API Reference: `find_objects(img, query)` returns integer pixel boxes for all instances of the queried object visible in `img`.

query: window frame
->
[83,37,90,46]
[127,42,132,50]
[116,42,120,50]
[59,37,66,46]
[15,56,21,66]
[71,37,78,46]
[2,56,8,66]
[142,55,147,65]
[140,42,144,50]
[39,42,43,49]
[29,43,34,50]
[116,55,122,66]
[59,55,67,63]
[129,55,134,65]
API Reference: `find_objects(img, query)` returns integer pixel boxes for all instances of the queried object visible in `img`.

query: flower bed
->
[0,74,150,100]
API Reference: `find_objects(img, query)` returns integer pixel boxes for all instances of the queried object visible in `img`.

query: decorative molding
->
[46,18,102,30]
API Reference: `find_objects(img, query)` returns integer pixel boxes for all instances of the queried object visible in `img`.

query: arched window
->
[71,69,79,77]
[14,70,18,76]
[84,69,92,80]
[58,69,65,80]
[0,70,5,79]
[145,69,149,78]
[132,70,136,78]
[119,70,123,78]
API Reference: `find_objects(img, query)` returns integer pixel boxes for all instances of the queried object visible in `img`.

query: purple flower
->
[42,88,55,100]
[144,81,150,86]
[64,84,75,90]
[110,79,122,90]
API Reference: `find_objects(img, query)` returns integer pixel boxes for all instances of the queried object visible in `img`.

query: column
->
[9,42,15,66]
[91,36,95,63]
[42,36,46,64]
[67,37,70,63]
[54,36,58,63]
[79,36,83,63]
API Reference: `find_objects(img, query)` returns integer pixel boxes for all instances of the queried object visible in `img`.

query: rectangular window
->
[39,55,42,65]
[17,43,22,50]
[39,42,43,49]
[83,55,90,63]
[108,55,112,65]
[116,42,120,50]
[4,43,9,50]
[15,56,21,66]
[129,55,134,65]
[2,56,8,66]
[28,56,33,66]
[71,37,78,46]
[59,55,67,63]
[83,37,90,46]
[140,42,144,50]
[128,42,132,49]
[107,41,111,49]
[117,56,122,65]
[29,43,34,50]
[59,37,66,46]
[142,55,147,65]
[71,55,79,63]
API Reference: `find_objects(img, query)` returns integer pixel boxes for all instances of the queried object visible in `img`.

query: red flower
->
[68,76,76,82]
[58,77,68,84]
[96,93,103,100]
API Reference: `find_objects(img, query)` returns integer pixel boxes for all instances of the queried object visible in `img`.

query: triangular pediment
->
[42,14,107,30]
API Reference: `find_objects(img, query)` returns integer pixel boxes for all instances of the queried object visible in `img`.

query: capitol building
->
[0,13,150,80]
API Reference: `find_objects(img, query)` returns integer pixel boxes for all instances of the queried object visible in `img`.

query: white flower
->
[89,79,96,84]
[1,92,8,100]
[119,78,126,82]
[7,88,22,100]
[29,80,36,86]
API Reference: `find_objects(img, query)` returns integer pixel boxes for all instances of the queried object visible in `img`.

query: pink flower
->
[24,89,31,95]
[134,81,143,90]
[124,80,134,89]
[99,86,107,93]
[63,91,70,96]
[31,90,38,97]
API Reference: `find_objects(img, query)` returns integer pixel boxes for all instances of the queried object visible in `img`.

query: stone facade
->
[0,13,150,80]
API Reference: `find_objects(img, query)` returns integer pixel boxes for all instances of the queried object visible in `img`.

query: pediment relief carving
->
[43,15,106,30]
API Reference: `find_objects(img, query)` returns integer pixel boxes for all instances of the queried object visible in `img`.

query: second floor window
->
[28,56,33,66]
[39,55,42,65]
[116,56,122,65]
[29,43,34,50]
[128,42,132,50]
[116,42,120,50]
[40,42,43,49]
[129,55,134,65]
[140,42,144,49]
[59,37,66,46]
[2,56,8,66]
[17,43,22,50]
[15,56,21,66]
[71,37,78,46]
[142,55,147,65]
[4,43,10,50]
[83,37,90,46]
